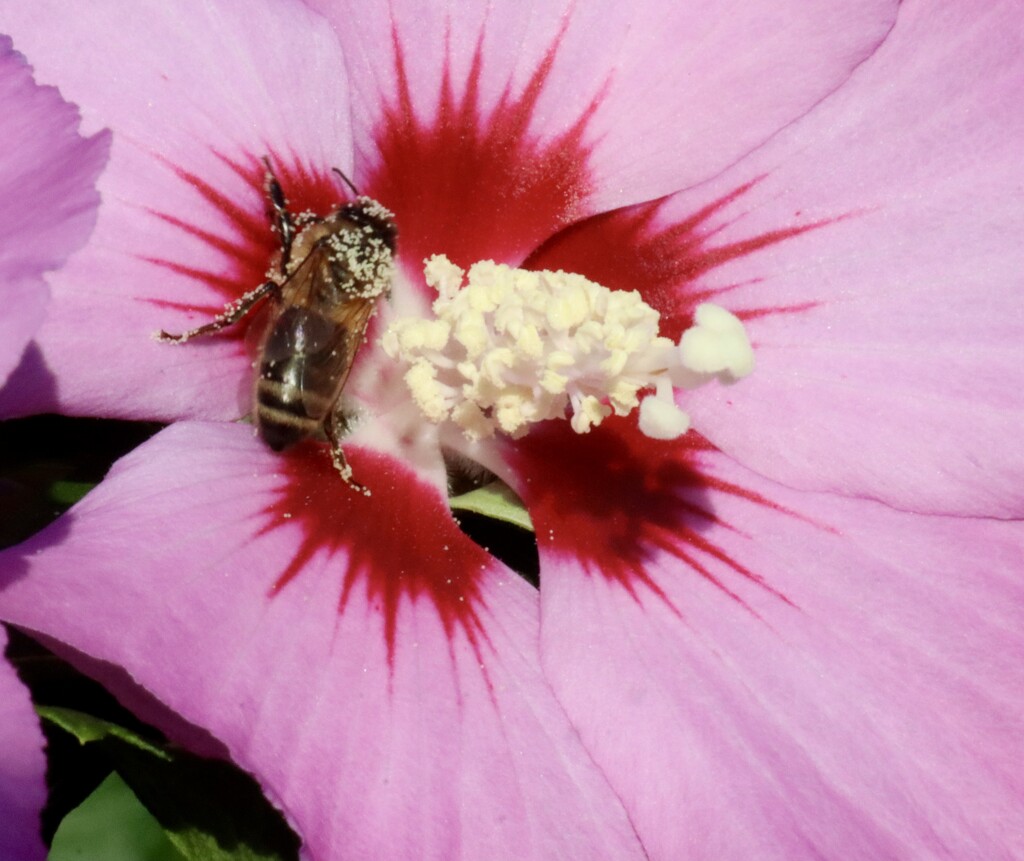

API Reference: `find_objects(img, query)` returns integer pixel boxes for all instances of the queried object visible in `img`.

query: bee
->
[157,158,397,493]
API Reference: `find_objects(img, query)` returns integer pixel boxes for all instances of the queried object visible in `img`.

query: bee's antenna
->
[332,166,361,197]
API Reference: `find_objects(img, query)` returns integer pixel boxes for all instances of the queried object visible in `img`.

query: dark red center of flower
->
[260,444,491,668]
[143,26,841,646]
[507,420,795,614]
[363,27,597,274]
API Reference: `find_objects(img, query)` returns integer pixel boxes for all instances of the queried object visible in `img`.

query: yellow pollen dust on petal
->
[381,255,755,441]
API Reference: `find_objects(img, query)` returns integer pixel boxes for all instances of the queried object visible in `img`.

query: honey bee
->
[157,158,397,492]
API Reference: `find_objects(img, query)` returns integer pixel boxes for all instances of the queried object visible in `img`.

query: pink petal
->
[0,422,644,861]
[0,276,47,394]
[0,1,356,421]
[0,629,47,861]
[507,421,1024,860]
[310,0,897,229]
[536,0,1024,517]
[0,35,107,387]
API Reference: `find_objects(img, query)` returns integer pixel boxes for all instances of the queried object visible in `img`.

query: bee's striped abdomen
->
[255,306,348,452]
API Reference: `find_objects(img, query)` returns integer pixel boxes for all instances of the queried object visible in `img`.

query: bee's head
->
[340,197,398,253]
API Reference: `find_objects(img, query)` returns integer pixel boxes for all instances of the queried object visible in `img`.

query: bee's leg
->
[324,411,370,496]
[262,156,294,275]
[155,279,278,344]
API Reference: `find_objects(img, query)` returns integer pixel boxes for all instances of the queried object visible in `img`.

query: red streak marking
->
[526,179,834,341]
[507,418,794,612]
[145,153,347,295]
[260,444,490,667]
[142,152,354,349]
[365,26,597,280]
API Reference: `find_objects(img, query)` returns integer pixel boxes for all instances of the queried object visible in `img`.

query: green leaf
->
[41,707,300,861]
[49,772,185,861]
[450,480,534,532]
[111,743,300,861]
[38,705,170,759]
[48,480,97,506]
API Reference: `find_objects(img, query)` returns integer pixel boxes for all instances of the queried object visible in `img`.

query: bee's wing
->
[279,240,335,310]
[267,242,378,417]
[309,294,377,403]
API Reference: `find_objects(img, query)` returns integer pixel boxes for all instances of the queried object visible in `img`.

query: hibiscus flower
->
[0,34,108,861]
[2,0,1023,859]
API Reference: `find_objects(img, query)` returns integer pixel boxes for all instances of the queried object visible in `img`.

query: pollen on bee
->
[324,228,393,301]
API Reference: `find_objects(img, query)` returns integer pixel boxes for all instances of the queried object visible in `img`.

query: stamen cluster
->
[382,255,753,441]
